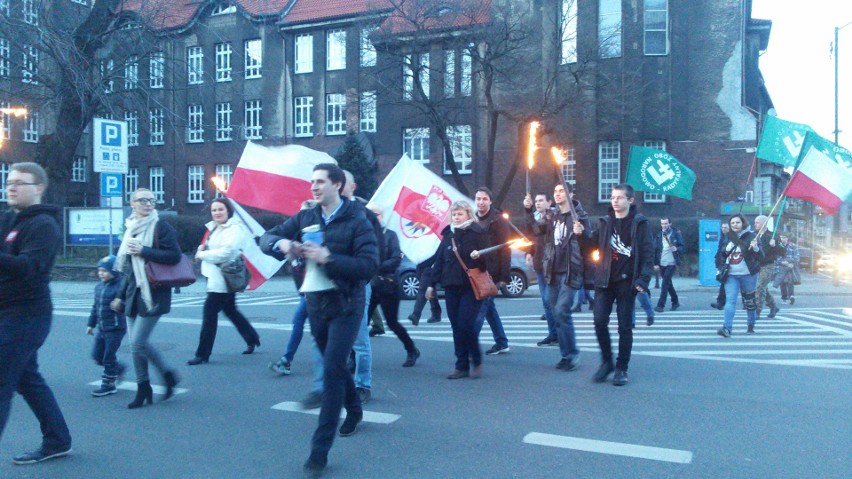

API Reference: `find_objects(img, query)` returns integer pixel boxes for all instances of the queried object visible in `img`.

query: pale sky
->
[752,0,852,146]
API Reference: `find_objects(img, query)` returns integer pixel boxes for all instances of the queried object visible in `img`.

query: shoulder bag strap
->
[450,238,471,273]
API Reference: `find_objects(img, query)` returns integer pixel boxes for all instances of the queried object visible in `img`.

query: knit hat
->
[97,255,117,274]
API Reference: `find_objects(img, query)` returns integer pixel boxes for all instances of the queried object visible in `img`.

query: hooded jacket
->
[88,274,126,332]
[580,205,654,291]
[0,204,61,319]
[537,199,590,289]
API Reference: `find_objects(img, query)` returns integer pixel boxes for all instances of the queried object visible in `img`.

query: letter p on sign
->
[102,122,121,146]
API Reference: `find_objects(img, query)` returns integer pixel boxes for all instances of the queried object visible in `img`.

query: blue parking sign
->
[93,118,128,173]
[100,173,123,197]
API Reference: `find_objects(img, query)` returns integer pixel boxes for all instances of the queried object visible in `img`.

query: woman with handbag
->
[425,201,489,379]
[715,214,764,337]
[188,199,260,365]
[111,188,182,409]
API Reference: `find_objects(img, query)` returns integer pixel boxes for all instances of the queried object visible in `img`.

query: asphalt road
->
[1,281,850,478]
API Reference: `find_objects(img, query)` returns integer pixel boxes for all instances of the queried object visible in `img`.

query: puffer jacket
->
[580,205,654,291]
[88,274,126,332]
[426,223,488,289]
[538,199,590,289]
[117,220,182,318]
[196,217,249,293]
[260,197,379,297]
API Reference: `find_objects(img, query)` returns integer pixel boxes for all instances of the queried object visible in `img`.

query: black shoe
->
[571,305,582,313]
[747,324,755,334]
[717,327,731,338]
[357,387,371,405]
[540,314,546,321]
[187,356,208,366]
[303,453,327,477]
[300,391,322,410]
[789,296,795,305]
[536,336,557,347]
[653,306,664,313]
[612,369,629,386]
[408,314,420,326]
[427,315,441,323]
[710,302,723,310]
[485,344,510,355]
[671,303,680,311]
[242,339,260,354]
[556,357,580,371]
[402,348,420,367]
[767,305,779,319]
[369,328,385,337]
[12,445,72,465]
[593,361,614,383]
[339,409,363,437]
[162,370,180,402]
[127,380,153,409]
[447,369,469,379]
[646,316,655,326]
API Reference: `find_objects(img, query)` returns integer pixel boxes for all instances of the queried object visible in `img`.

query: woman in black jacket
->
[111,188,182,409]
[715,214,764,337]
[426,201,488,379]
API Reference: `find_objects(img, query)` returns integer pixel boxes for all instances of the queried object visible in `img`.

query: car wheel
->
[399,272,420,300]
[501,270,527,298]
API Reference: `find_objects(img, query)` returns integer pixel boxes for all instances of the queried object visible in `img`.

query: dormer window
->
[211,3,236,16]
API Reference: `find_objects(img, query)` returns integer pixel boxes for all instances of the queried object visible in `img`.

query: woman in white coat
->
[188,199,260,365]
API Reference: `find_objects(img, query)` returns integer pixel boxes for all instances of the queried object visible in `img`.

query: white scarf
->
[450,219,474,233]
[115,210,159,310]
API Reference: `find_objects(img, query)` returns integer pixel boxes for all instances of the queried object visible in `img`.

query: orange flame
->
[210,176,227,192]
[551,146,566,165]
[527,121,540,170]
[0,107,28,149]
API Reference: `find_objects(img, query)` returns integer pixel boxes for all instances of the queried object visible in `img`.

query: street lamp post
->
[833,22,852,246]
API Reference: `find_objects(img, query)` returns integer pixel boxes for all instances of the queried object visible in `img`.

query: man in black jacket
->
[524,192,556,345]
[260,164,379,475]
[0,162,72,464]
[473,187,511,355]
[575,184,654,386]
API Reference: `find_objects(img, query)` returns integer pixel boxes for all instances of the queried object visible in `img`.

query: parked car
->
[396,246,537,300]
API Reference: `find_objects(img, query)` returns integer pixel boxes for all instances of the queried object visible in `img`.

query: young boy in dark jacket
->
[87,255,127,397]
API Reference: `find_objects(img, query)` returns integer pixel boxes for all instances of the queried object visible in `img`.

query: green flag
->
[756,115,814,168]
[626,146,696,200]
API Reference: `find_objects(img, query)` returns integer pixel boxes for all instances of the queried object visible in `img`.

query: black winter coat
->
[377,229,402,276]
[580,205,654,291]
[715,229,763,275]
[476,207,511,283]
[88,275,126,332]
[426,223,488,289]
[260,198,379,296]
[0,204,61,319]
[117,220,182,318]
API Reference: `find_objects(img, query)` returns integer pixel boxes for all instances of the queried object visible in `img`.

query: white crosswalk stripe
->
[402,309,852,370]
[53,294,302,309]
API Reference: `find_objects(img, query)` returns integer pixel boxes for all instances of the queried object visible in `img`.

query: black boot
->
[162,370,180,401]
[127,380,153,409]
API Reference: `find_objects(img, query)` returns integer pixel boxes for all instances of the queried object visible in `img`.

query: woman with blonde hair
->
[111,188,182,408]
[425,201,488,378]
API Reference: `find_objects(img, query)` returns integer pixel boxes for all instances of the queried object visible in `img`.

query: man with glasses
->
[0,163,72,464]
[574,184,654,386]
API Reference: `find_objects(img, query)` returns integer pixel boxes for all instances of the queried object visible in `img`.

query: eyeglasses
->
[134,198,157,205]
[5,181,39,189]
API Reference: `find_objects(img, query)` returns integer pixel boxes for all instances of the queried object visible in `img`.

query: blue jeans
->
[536,271,556,338]
[305,288,365,460]
[632,291,655,327]
[312,284,372,390]
[723,274,758,331]
[475,297,508,348]
[0,315,72,450]
[547,274,579,360]
[127,315,172,383]
[575,287,594,306]
[444,286,484,371]
[657,265,679,308]
[92,329,126,379]
[284,296,308,362]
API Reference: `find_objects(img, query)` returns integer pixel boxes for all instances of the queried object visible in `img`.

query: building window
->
[149,108,164,145]
[71,0,89,5]
[215,164,232,198]
[0,38,9,77]
[444,125,472,174]
[326,94,346,136]
[598,141,621,202]
[0,0,8,16]
[403,128,430,164]
[71,156,87,183]
[150,51,164,88]
[0,102,9,140]
[22,45,38,84]
[187,46,203,84]
[460,46,472,96]
[359,91,376,133]
[100,59,114,93]
[560,146,577,186]
[23,109,38,143]
[418,53,430,99]
[443,50,455,98]
[187,165,205,204]
[403,54,414,101]
[360,28,376,67]
[149,167,164,203]
[211,2,235,15]
[124,55,138,90]
[215,42,231,82]
[0,162,9,202]
[216,102,232,141]
[326,29,346,71]
[599,0,622,58]
[187,104,203,143]
[244,100,262,140]
[294,96,313,137]
[125,111,139,146]
[295,34,313,74]
[561,0,578,64]
[244,39,262,78]
[125,168,139,203]
[644,0,668,55]
[23,0,37,25]
[642,140,667,202]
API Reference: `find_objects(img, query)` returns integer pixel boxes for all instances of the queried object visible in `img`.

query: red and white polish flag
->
[227,142,336,216]
[785,132,852,216]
